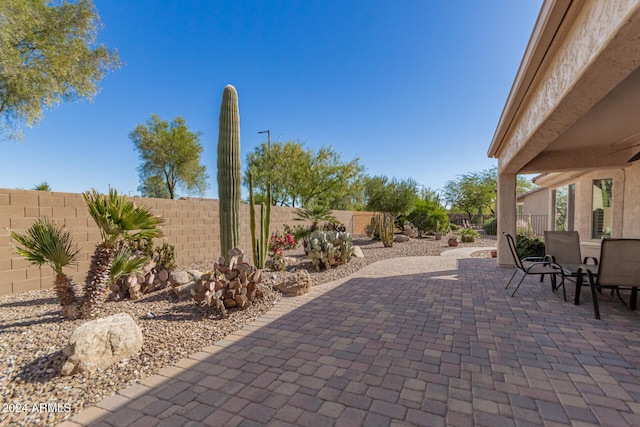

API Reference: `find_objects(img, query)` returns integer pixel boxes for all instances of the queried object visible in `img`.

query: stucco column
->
[497,172,516,267]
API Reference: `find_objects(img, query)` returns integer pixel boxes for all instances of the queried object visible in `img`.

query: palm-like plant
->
[108,248,148,288]
[10,218,81,319]
[82,189,164,318]
[295,205,337,232]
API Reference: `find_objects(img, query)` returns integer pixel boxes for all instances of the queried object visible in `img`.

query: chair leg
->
[505,269,518,289]
[590,281,601,320]
[511,274,526,297]
[559,275,566,302]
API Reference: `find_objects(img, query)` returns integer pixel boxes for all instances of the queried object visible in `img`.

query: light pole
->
[257,130,270,153]
[258,130,271,181]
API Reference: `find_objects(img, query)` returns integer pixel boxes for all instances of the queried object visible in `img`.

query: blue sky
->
[2,0,543,199]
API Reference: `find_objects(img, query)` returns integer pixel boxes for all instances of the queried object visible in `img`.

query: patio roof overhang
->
[488,0,640,175]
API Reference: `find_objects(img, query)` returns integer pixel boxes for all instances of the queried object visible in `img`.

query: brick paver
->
[61,254,640,426]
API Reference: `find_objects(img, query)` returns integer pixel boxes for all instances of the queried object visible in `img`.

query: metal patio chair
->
[504,233,566,300]
[581,239,640,319]
[543,231,599,304]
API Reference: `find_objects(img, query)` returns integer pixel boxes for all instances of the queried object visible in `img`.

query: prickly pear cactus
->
[304,230,354,271]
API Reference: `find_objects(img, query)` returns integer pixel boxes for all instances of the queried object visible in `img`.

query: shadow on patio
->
[63,257,640,427]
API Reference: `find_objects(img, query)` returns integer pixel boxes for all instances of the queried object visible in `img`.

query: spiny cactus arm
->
[249,172,258,265]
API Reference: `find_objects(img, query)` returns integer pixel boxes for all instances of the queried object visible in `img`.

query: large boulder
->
[61,313,143,376]
[273,270,313,296]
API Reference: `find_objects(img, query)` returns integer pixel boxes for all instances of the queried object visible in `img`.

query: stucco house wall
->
[534,163,640,259]
[517,187,550,216]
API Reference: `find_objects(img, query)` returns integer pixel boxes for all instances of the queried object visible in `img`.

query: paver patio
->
[59,254,640,427]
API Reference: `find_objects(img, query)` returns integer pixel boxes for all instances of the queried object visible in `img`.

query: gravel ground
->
[0,236,495,426]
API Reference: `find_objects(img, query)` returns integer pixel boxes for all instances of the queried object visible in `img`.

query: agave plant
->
[10,218,81,319]
[82,189,164,318]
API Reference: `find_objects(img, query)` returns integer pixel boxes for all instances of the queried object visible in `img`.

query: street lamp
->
[257,130,270,152]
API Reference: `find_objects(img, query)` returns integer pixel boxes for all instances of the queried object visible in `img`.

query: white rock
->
[352,246,365,258]
[169,271,191,285]
[61,313,143,376]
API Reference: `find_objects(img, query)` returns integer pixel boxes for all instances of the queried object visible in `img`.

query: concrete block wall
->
[0,188,376,296]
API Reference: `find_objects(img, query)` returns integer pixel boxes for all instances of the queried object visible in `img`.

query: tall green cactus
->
[249,171,271,268]
[217,84,241,257]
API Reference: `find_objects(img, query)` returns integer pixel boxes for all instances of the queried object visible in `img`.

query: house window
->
[592,179,613,239]
[517,204,523,215]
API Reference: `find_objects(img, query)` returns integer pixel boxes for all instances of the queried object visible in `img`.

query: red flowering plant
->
[268,232,296,271]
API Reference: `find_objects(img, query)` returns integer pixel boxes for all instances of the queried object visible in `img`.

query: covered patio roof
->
[488,0,640,174]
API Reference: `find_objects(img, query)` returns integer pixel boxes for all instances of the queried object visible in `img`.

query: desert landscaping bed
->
[0,236,495,426]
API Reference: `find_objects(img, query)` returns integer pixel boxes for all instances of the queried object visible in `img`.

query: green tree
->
[33,181,51,191]
[130,114,209,199]
[137,174,170,199]
[0,0,121,140]
[443,168,497,221]
[244,140,364,208]
[364,175,419,217]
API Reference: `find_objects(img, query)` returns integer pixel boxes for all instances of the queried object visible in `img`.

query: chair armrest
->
[582,256,598,265]
[522,256,544,262]
[525,260,564,276]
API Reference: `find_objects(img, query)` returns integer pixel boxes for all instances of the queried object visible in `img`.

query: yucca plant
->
[10,218,81,319]
[82,189,164,318]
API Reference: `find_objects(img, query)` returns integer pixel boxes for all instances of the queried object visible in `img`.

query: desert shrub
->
[322,222,347,233]
[283,223,306,247]
[268,232,296,271]
[459,227,481,243]
[483,218,497,236]
[406,199,448,237]
[125,237,176,270]
[516,234,545,258]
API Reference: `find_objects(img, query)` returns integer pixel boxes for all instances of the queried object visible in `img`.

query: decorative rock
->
[169,271,191,286]
[173,281,196,300]
[352,246,365,258]
[61,313,143,376]
[273,270,313,296]
[394,235,410,243]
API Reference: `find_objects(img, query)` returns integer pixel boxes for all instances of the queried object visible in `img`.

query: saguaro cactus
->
[217,84,241,257]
